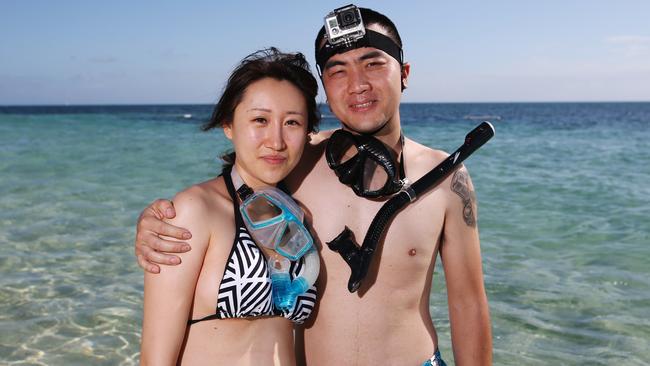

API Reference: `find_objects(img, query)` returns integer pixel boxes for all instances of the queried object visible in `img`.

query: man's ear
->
[401,62,411,91]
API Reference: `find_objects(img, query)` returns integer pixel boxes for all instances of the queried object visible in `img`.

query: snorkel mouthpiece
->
[326,227,359,266]
[326,227,369,292]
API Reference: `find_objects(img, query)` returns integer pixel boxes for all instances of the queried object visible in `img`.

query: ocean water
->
[1,102,649,365]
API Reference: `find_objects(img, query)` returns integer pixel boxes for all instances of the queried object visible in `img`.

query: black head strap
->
[316,29,403,76]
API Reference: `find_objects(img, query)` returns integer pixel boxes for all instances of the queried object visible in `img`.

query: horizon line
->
[2,100,649,108]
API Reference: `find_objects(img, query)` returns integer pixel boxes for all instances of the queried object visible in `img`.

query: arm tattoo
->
[451,170,477,227]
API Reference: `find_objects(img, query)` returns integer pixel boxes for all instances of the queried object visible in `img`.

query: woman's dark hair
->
[203,47,320,132]
[203,47,320,169]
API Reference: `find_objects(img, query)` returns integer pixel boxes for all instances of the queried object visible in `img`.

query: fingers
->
[133,198,192,273]
[152,198,177,219]
[137,242,183,265]
[137,253,160,274]
[147,235,191,253]
[138,214,191,242]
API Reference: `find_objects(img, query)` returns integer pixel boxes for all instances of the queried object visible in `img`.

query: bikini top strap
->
[277,180,290,195]
[221,166,245,227]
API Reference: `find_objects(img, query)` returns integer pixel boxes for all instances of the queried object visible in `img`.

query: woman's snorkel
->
[268,248,319,311]
[327,122,495,292]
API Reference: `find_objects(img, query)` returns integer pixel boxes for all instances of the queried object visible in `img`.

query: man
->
[135,6,492,365]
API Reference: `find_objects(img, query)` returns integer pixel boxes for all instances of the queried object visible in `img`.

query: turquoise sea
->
[1,102,649,365]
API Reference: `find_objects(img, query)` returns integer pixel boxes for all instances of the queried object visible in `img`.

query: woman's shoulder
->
[170,176,233,223]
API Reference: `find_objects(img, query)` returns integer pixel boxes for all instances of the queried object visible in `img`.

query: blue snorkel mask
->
[239,187,314,261]
[230,167,319,312]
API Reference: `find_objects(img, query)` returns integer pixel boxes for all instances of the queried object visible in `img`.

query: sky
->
[1,0,649,105]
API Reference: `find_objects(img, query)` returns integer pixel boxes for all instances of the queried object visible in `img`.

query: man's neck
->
[358,113,402,156]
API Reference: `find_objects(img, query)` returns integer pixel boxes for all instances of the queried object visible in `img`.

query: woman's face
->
[224,77,309,189]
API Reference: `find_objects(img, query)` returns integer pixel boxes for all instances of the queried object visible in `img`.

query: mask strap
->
[398,133,406,181]
[230,166,253,200]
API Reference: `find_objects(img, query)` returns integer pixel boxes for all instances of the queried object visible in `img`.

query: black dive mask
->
[326,129,406,198]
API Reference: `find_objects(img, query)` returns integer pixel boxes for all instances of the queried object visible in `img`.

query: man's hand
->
[135,199,192,273]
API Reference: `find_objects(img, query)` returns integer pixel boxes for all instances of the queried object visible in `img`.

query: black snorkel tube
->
[327,121,495,293]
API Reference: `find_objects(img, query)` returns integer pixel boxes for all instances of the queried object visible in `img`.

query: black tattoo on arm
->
[451,169,477,227]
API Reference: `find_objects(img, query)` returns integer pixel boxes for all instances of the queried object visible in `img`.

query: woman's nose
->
[266,121,286,150]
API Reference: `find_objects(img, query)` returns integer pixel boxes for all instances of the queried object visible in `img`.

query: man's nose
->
[347,67,370,94]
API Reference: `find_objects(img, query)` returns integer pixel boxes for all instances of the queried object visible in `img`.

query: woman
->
[140,48,320,365]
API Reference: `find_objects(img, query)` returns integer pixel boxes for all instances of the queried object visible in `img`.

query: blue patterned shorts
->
[422,349,447,366]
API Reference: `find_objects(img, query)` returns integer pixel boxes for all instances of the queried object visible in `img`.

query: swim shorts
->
[422,349,447,366]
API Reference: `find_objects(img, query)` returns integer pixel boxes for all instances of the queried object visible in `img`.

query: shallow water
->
[1,103,649,365]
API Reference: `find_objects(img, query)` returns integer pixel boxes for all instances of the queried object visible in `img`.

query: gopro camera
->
[324,4,365,45]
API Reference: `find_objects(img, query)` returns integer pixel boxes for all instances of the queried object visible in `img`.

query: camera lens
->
[337,9,359,28]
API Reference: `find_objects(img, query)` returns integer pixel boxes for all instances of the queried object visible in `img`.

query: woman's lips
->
[261,155,287,165]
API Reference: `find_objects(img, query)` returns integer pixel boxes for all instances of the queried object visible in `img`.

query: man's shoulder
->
[404,139,473,199]
[405,138,450,173]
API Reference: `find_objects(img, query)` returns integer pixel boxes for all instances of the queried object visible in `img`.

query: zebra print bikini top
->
[188,170,317,325]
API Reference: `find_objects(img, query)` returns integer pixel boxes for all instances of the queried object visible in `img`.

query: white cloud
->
[605,35,650,44]
[605,35,650,58]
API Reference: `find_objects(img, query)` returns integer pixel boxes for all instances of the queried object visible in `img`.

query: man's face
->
[320,26,409,136]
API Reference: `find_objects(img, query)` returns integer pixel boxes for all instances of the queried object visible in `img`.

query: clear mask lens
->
[251,224,284,249]
[244,195,283,225]
[276,220,313,260]
[362,158,389,192]
[241,190,312,258]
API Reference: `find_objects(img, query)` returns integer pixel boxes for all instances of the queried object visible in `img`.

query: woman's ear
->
[223,122,233,140]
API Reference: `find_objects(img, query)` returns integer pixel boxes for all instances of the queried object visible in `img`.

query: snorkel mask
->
[230,167,319,312]
[239,186,313,260]
[326,130,407,198]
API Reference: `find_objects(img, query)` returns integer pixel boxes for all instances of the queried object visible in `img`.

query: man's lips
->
[348,100,377,112]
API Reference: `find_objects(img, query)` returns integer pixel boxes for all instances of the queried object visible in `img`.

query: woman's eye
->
[253,117,267,124]
[285,119,302,126]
